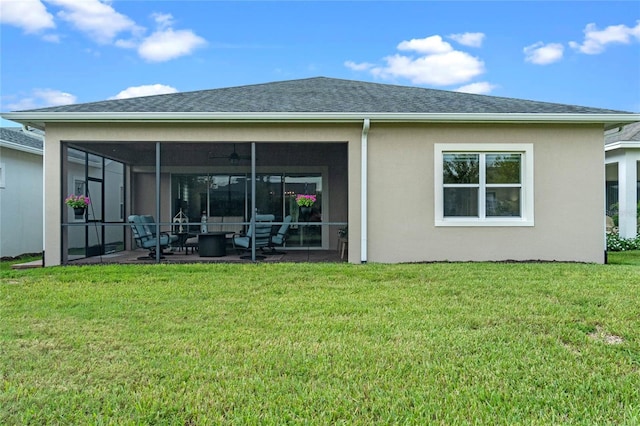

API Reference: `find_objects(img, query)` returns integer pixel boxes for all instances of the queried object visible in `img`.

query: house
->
[2,77,638,266]
[0,127,44,258]
[605,122,640,238]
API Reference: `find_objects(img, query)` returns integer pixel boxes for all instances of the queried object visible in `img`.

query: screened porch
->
[60,141,348,264]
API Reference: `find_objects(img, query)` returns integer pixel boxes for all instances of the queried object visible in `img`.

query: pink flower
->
[65,194,90,208]
[296,194,317,207]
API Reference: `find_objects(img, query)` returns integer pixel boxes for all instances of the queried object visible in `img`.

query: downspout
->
[41,133,46,265]
[155,142,161,263]
[361,118,370,264]
[250,142,256,261]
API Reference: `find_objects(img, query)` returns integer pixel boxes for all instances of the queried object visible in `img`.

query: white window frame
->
[435,143,534,227]
[0,162,5,188]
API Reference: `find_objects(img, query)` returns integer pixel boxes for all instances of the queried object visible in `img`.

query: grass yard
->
[1,255,639,424]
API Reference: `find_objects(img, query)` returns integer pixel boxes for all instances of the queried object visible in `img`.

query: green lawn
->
[608,249,640,266]
[1,256,639,424]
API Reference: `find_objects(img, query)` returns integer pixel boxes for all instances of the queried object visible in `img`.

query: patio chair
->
[232,214,275,259]
[140,215,179,247]
[128,215,173,259]
[266,215,292,254]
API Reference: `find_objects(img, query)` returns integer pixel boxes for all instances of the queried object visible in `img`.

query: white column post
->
[360,118,370,264]
[617,154,638,238]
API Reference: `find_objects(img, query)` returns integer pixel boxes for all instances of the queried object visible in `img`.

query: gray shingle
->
[1,127,43,150]
[14,77,629,115]
[605,122,640,144]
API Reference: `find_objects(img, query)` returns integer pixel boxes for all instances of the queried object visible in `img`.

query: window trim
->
[435,143,534,227]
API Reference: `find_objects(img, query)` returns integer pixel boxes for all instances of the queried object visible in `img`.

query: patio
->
[67,247,344,266]
[11,247,344,269]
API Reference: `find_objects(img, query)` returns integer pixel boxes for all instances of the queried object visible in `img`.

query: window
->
[435,144,534,226]
[0,162,5,188]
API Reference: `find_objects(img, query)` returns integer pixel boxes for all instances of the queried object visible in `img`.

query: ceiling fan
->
[207,144,251,165]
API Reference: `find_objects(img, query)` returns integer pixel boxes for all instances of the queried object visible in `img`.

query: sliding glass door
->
[171,172,323,247]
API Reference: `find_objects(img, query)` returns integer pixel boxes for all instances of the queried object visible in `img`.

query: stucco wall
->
[42,121,605,265]
[0,147,43,257]
[366,123,605,263]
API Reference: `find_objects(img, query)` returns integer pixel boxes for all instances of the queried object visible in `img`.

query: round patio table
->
[198,232,228,257]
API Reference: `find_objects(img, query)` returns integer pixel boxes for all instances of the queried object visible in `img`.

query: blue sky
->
[1,1,639,127]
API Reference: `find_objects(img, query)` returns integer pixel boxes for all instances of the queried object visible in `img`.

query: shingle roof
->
[15,77,629,115]
[0,127,43,150]
[605,122,640,144]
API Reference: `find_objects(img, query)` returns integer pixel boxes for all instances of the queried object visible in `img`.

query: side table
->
[176,232,194,251]
[198,232,228,257]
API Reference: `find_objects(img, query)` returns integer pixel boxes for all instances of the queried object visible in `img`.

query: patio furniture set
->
[128,214,292,259]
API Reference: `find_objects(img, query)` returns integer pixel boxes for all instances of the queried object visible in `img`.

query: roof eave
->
[3,111,639,131]
[605,141,640,152]
[0,139,44,155]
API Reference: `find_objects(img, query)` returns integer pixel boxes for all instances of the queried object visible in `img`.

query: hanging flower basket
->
[65,194,90,218]
[295,194,316,207]
[65,194,90,209]
[296,194,316,220]
[73,207,86,218]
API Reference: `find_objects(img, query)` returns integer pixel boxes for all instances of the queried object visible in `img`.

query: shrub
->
[606,232,640,251]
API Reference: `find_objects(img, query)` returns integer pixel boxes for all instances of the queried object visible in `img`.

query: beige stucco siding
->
[42,130,62,266]
[366,123,605,263]
[44,122,360,143]
[42,121,605,265]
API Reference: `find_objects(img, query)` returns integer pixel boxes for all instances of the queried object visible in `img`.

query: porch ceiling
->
[68,141,347,168]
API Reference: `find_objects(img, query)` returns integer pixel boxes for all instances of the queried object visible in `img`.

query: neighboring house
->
[605,122,640,238]
[2,77,639,266]
[0,127,44,258]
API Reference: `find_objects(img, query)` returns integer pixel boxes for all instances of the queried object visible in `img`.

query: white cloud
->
[449,32,485,48]
[569,21,640,54]
[0,0,55,33]
[455,81,497,95]
[151,12,174,30]
[344,61,374,71]
[138,28,207,62]
[372,51,485,86]
[35,88,76,105]
[397,35,453,54]
[7,88,76,110]
[45,0,142,44]
[42,33,60,43]
[348,35,485,86]
[523,42,564,65]
[114,38,137,49]
[3,1,206,62]
[110,84,178,100]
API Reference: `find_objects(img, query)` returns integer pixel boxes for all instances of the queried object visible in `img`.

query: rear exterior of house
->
[3,77,638,266]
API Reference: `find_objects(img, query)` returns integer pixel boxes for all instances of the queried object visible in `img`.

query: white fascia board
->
[0,140,43,156]
[3,111,640,128]
[605,141,640,152]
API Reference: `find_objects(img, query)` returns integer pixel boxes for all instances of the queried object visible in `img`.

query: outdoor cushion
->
[270,215,292,246]
[232,214,274,250]
[128,215,172,257]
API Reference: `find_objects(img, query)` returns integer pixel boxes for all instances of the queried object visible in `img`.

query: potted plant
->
[296,194,316,207]
[65,194,90,218]
[296,194,316,219]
